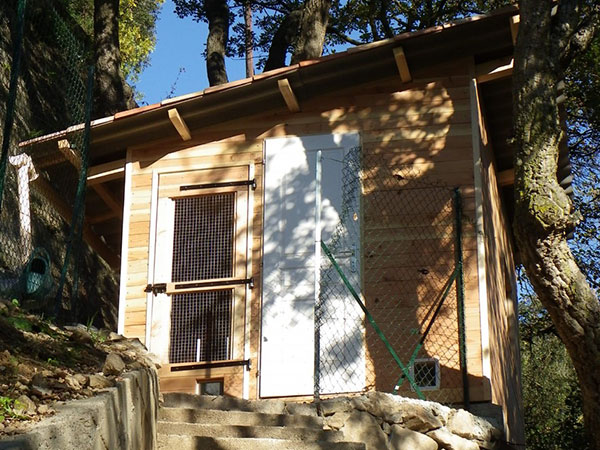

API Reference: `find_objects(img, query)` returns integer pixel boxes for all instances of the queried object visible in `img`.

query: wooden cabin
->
[20,6,532,445]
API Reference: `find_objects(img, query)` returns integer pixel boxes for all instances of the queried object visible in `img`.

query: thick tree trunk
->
[290,0,331,64]
[93,0,135,118]
[513,2,600,449]
[205,0,229,86]
[264,10,302,71]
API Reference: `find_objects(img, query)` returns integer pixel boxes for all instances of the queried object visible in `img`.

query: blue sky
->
[135,0,248,105]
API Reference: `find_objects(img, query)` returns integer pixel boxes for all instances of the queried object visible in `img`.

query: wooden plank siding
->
[476,85,525,444]
[121,64,487,401]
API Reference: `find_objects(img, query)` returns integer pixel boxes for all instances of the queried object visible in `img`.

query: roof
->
[21,5,519,162]
[19,6,526,266]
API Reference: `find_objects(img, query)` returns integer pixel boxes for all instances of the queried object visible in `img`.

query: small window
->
[410,358,440,391]
[197,379,224,396]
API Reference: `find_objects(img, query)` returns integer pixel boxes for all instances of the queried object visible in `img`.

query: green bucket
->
[22,248,52,301]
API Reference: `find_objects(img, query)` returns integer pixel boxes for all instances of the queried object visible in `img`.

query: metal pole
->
[0,0,27,212]
[454,187,470,409]
[313,150,322,399]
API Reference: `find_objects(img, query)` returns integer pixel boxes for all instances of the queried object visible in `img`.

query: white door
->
[260,133,365,397]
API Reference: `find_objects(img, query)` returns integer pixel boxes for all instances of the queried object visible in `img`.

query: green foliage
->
[519,289,589,450]
[0,396,28,422]
[6,315,33,331]
[63,0,164,83]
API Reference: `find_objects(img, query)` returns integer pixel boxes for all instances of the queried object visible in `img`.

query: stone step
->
[157,435,366,450]
[158,422,345,442]
[162,393,317,416]
[160,407,324,428]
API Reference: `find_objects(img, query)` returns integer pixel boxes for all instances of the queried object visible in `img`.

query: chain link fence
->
[315,146,468,406]
[0,0,117,325]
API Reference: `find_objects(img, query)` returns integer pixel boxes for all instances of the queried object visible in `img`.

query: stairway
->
[157,393,366,450]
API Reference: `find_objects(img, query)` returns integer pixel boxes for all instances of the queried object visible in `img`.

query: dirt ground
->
[0,297,156,436]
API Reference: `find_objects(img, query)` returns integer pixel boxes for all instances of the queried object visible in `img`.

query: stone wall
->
[317,392,504,450]
[0,367,159,450]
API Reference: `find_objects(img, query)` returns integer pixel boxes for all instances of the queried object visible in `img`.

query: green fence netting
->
[315,146,469,406]
[0,0,117,324]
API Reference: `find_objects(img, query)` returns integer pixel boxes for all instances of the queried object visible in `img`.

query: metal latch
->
[144,283,167,295]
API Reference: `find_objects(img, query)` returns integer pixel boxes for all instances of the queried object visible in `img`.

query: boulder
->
[14,395,36,415]
[340,410,390,450]
[88,374,113,389]
[390,425,439,450]
[103,353,126,376]
[428,428,480,450]
[447,409,501,448]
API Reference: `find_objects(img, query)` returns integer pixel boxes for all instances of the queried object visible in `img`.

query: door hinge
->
[144,283,167,295]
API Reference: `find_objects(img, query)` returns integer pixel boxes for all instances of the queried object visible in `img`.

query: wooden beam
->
[510,15,520,45]
[277,79,300,113]
[88,211,118,225]
[87,159,125,185]
[475,57,514,84]
[57,139,82,170]
[168,108,192,141]
[497,168,515,187]
[32,176,120,268]
[91,184,123,220]
[393,47,412,83]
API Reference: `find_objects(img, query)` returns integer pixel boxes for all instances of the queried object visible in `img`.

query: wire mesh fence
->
[315,146,468,406]
[0,0,117,325]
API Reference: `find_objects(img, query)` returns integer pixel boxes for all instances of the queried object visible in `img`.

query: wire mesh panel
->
[172,193,235,282]
[317,147,466,405]
[169,290,233,363]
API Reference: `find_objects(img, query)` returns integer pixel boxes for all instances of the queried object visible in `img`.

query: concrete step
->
[162,393,317,416]
[158,422,345,442]
[157,435,366,450]
[160,407,324,428]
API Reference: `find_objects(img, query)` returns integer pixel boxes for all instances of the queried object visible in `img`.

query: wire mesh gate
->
[314,146,468,406]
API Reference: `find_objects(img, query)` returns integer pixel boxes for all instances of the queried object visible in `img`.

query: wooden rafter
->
[497,168,515,187]
[475,56,514,84]
[87,159,125,185]
[168,108,192,141]
[277,79,300,113]
[32,176,120,268]
[393,47,412,83]
[92,183,123,220]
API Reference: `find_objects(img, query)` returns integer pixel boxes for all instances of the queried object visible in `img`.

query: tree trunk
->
[205,0,229,86]
[290,0,331,64]
[93,0,135,118]
[513,2,600,449]
[244,1,254,78]
[264,10,302,71]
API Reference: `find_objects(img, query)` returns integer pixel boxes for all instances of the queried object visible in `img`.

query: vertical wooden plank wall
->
[475,86,525,444]
[120,64,487,401]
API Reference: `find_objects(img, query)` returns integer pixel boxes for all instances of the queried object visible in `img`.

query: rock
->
[340,410,390,450]
[390,425,439,450]
[64,374,82,390]
[447,409,501,448]
[37,404,52,414]
[31,373,50,388]
[324,411,351,430]
[88,374,113,389]
[108,332,125,341]
[103,353,126,376]
[285,401,317,416]
[30,385,52,397]
[73,373,88,386]
[319,397,353,416]
[0,302,8,315]
[69,328,94,345]
[427,428,479,450]
[14,395,36,415]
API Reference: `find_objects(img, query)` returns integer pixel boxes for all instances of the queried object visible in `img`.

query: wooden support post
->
[393,47,412,83]
[277,79,300,113]
[168,108,192,141]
